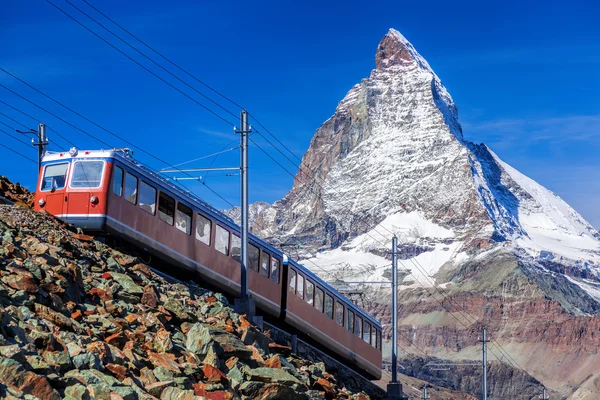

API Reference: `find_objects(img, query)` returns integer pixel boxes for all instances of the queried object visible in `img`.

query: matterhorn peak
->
[375,28,433,72]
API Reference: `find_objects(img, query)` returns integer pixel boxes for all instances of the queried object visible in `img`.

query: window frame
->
[68,160,106,189]
[363,321,371,344]
[215,225,230,256]
[248,244,260,272]
[112,165,123,197]
[231,234,241,262]
[260,251,270,278]
[289,269,297,293]
[324,293,334,319]
[270,258,280,284]
[297,274,305,299]
[40,162,70,192]
[138,181,157,215]
[305,280,314,306]
[124,172,138,205]
[335,300,345,326]
[195,213,212,246]
[355,316,363,338]
[347,310,355,332]
[175,202,193,235]
[158,192,175,225]
[314,287,324,312]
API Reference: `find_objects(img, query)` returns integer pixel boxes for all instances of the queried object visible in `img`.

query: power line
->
[0,131,38,164]
[61,0,240,120]
[79,0,244,111]
[44,0,236,127]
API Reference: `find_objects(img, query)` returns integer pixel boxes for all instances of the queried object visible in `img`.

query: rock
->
[202,364,227,383]
[239,381,308,400]
[247,367,304,385]
[141,285,159,308]
[0,357,61,400]
[72,353,103,370]
[265,354,294,369]
[64,383,90,400]
[146,381,174,397]
[153,366,174,382]
[241,326,272,353]
[110,272,143,297]
[185,323,213,355]
[160,387,200,400]
[163,297,190,321]
[153,328,173,353]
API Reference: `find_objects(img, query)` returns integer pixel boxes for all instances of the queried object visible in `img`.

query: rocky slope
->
[0,178,475,400]
[0,204,376,400]
[230,29,600,398]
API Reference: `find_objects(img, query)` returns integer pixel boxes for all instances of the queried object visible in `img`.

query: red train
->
[33,148,382,379]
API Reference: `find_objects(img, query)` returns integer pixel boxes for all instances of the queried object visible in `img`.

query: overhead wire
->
[61,0,240,120]
[44,0,236,127]
[79,0,245,111]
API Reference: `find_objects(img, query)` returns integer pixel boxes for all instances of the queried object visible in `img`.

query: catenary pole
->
[239,110,250,299]
[391,235,398,383]
[36,123,47,171]
[482,327,488,400]
[387,235,407,399]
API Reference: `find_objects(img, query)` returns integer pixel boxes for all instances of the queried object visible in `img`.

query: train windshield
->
[70,161,105,188]
[41,162,69,191]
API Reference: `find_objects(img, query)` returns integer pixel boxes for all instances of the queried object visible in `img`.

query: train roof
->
[42,148,382,328]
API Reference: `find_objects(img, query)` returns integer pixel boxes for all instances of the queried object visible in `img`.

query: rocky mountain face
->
[234,29,600,398]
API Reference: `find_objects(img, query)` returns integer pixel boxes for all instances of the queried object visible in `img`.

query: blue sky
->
[1,0,599,227]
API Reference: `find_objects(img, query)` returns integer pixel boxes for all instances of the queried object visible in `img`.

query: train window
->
[355,317,362,338]
[260,252,270,277]
[124,173,138,204]
[289,269,297,293]
[324,294,334,319]
[347,311,355,332]
[215,225,230,255]
[376,330,381,350]
[270,258,280,283]
[371,326,377,347]
[70,161,104,188]
[297,275,304,299]
[138,182,156,215]
[41,163,69,191]
[314,287,324,312]
[305,281,314,305]
[231,234,241,262]
[335,301,344,326]
[196,214,211,245]
[249,244,260,272]
[158,193,175,225]
[176,203,192,235]
[112,166,123,196]
[364,321,371,344]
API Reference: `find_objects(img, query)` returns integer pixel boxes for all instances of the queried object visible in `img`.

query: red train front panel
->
[34,149,114,231]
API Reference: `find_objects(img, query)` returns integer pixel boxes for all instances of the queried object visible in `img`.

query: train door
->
[39,162,70,216]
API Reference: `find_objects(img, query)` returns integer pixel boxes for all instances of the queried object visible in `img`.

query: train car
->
[33,148,382,379]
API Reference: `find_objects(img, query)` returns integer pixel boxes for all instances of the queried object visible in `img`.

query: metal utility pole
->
[421,386,429,399]
[392,235,398,383]
[541,388,549,399]
[387,236,407,399]
[482,327,488,400]
[233,110,256,319]
[35,123,48,171]
[239,110,250,299]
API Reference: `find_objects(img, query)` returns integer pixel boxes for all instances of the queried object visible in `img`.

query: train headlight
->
[90,196,99,205]
[38,199,46,207]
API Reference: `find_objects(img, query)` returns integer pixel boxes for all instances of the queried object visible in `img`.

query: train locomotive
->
[33,148,383,379]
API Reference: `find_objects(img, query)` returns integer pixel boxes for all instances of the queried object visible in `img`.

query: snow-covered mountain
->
[232,29,600,312]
